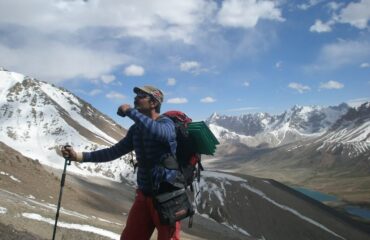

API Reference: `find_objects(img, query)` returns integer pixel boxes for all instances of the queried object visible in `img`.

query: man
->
[61,86,182,240]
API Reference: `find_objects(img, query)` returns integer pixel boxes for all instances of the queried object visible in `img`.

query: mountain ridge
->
[0,68,134,182]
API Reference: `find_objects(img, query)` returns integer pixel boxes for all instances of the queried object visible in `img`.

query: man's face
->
[134,91,156,111]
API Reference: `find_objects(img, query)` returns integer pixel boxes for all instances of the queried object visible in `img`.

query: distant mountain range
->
[0,68,134,182]
[207,103,352,147]
[206,101,370,159]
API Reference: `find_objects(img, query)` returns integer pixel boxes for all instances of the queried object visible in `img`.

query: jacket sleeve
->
[126,108,176,143]
[82,126,134,163]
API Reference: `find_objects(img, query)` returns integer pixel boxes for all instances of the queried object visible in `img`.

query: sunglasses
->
[136,92,151,99]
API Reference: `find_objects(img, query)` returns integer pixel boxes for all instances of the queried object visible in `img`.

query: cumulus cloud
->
[319,80,344,89]
[124,65,145,76]
[101,75,116,84]
[106,91,126,100]
[338,0,370,29]
[310,0,370,31]
[288,82,311,93]
[243,81,250,87]
[0,0,217,83]
[0,40,128,83]
[217,0,284,28]
[310,19,332,33]
[200,97,216,103]
[167,78,176,86]
[167,97,188,104]
[0,0,217,43]
[0,0,287,83]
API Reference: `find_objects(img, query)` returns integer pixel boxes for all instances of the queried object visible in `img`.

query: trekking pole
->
[52,145,71,240]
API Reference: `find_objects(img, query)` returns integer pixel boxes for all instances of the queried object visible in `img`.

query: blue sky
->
[1,0,370,128]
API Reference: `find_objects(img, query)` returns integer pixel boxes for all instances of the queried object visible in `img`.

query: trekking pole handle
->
[62,144,72,165]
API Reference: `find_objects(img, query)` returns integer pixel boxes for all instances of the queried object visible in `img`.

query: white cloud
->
[0,40,129,83]
[217,0,284,28]
[167,78,176,86]
[180,61,208,75]
[200,97,216,103]
[124,65,145,76]
[308,40,370,70]
[310,19,332,33]
[338,0,370,29]
[0,0,285,84]
[0,0,218,83]
[243,81,250,87]
[106,91,126,100]
[180,61,200,71]
[167,97,188,104]
[319,80,344,89]
[288,82,311,93]
[101,75,116,84]
[0,0,217,43]
[360,62,370,68]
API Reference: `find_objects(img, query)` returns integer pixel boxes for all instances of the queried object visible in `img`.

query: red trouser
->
[121,190,181,240]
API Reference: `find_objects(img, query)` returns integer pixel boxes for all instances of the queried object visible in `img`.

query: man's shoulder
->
[157,115,174,124]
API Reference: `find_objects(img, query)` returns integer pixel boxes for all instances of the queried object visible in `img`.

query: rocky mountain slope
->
[0,68,134,182]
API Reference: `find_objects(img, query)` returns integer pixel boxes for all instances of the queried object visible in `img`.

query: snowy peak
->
[280,103,349,134]
[0,68,134,182]
[207,104,350,147]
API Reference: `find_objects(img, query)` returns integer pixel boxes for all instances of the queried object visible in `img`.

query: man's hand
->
[117,104,132,117]
[60,145,82,162]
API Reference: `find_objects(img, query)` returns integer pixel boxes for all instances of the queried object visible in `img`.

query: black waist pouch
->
[154,188,194,226]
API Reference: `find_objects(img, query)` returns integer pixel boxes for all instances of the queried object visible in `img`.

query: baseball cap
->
[133,85,164,103]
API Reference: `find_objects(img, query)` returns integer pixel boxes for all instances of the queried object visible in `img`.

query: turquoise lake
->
[293,187,370,221]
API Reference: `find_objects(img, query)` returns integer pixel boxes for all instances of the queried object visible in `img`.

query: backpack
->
[163,111,204,191]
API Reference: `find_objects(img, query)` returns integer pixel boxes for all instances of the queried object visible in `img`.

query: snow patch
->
[22,213,120,240]
[0,171,21,182]
[202,171,248,182]
[0,206,7,214]
[10,175,21,182]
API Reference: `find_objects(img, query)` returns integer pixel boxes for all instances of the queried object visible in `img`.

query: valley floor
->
[204,157,370,226]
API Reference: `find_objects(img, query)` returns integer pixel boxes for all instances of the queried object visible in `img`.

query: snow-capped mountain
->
[0,68,134,182]
[207,104,350,148]
[315,102,370,159]
[206,102,370,183]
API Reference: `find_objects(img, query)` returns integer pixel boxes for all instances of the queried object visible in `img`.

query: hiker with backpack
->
[61,85,193,240]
